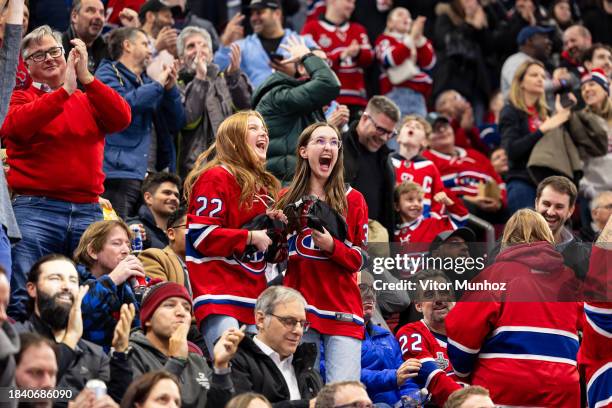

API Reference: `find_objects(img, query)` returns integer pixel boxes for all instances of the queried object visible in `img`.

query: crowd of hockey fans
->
[0,0,611,407]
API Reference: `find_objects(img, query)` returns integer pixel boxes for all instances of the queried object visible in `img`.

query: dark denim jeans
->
[8,196,102,321]
[0,226,11,281]
[103,178,143,220]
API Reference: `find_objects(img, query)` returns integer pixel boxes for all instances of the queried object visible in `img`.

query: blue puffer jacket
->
[361,322,419,405]
[213,29,318,89]
[95,59,185,180]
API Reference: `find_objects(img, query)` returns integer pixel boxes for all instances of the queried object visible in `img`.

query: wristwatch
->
[110,346,132,361]
[300,52,315,64]
[213,365,232,375]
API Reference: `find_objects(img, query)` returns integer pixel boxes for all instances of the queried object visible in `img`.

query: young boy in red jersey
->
[394,182,466,248]
[396,269,462,406]
[390,115,468,225]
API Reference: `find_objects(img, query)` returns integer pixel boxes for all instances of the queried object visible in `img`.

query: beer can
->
[129,224,143,254]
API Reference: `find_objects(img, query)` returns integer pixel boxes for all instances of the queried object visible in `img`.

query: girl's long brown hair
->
[183,111,280,206]
[276,122,348,215]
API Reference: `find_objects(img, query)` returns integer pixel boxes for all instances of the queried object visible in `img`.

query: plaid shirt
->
[78,265,141,351]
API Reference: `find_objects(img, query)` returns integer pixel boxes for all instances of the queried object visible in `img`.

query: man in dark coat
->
[231,286,323,408]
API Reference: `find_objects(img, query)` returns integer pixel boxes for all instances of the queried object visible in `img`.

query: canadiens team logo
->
[289,230,329,260]
[232,251,267,274]
[318,34,332,48]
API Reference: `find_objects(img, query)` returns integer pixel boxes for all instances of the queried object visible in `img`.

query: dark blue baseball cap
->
[517,26,554,46]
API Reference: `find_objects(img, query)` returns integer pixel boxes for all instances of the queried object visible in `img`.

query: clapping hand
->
[71,38,94,84]
[63,285,90,349]
[111,303,136,352]
[226,43,242,75]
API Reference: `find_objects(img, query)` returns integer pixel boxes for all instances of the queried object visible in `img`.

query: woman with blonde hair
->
[500,59,574,214]
[277,122,368,382]
[184,110,283,356]
[444,208,582,407]
[500,208,554,247]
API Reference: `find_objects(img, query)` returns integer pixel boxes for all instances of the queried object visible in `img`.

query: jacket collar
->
[66,26,106,51]
[241,334,318,369]
[138,204,158,227]
[107,60,150,86]
[319,16,350,32]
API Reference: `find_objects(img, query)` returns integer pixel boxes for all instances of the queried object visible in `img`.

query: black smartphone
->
[560,92,576,109]
[269,52,284,63]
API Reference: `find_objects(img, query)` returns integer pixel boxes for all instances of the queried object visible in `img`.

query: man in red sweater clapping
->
[0,24,131,321]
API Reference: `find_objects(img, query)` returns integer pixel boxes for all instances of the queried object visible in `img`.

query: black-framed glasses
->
[26,46,64,62]
[171,224,187,229]
[364,112,397,138]
[269,313,311,332]
[335,402,373,408]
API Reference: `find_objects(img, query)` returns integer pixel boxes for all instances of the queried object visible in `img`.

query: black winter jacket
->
[13,314,131,406]
[499,103,545,186]
[342,121,396,235]
[127,205,169,250]
[230,336,323,408]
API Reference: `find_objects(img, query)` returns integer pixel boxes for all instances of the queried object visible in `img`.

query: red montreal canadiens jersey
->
[423,147,507,207]
[394,215,456,247]
[396,320,460,406]
[186,166,270,326]
[390,153,468,224]
[285,187,369,339]
[579,246,612,408]
[302,19,374,107]
[374,32,435,96]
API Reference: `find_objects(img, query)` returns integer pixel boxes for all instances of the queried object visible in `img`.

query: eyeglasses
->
[309,137,342,149]
[335,402,373,408]
[26,46,64,62]
[364,112,397,138]
[171,224,187,229]
[269,313,311,332]
[596,204,612,210]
